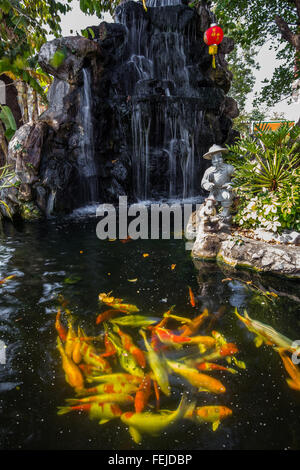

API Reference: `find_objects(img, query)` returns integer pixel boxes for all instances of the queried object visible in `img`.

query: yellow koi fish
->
[185,404,232,431]
[80,341,112,373]
[120,395,189,444]
[167,360,226,394]
[235,309,297,352]
[65,392,134,406]
[86,373,142,386]
[57,401,122,424]
[98,292,139,312]
[108,332,145,378]
[140,329,171,396]
[56,337,84,392]
[65,317,77,358]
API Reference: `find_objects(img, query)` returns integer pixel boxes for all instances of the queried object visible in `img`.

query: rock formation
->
[0,0,238,219]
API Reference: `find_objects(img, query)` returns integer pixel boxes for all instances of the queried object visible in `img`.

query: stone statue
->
[201,144,235,221]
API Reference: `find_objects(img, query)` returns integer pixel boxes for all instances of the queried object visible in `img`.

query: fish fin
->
[212,420,220,431]
[286,378,300,391]
[232,357,246,369]
[99,419,110,425]
[254,336,263,348]
[228,368,238,374]
[197,387,210,393]
[65,399,79,405]
[198,344,207,354]
[129,426,142,444]
[57,406,71,415]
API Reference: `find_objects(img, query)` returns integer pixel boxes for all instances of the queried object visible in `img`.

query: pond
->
[0,213,300,450]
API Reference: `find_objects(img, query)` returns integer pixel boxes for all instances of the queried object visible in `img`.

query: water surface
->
[0,217,299,450]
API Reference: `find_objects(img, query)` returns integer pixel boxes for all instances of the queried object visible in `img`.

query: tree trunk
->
[20,81,29,123]
[32,89,39,121]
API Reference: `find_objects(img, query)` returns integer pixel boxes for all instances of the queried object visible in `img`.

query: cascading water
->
[115,0,219,201]
[79,68,99,203]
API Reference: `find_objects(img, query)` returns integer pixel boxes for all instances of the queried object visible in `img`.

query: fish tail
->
[234,308,244,321]
[65,398,81,405]
[175,394,193,421]
[57,406,72,415]
[286,378,300,391]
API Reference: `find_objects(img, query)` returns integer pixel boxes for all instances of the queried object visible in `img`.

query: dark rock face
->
[1,0,238,218]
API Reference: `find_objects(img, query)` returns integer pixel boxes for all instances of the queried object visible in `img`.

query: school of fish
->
[55,289,246,443]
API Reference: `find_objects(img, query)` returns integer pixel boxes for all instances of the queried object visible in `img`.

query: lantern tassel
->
[212,55,216,69]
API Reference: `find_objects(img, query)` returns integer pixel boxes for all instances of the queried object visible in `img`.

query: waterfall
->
[113,1,219,201]
[116,3,201,201]
[79,68,99,203]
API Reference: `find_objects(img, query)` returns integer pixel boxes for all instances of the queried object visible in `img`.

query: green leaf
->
[0,105,17,141]
[49,48,66,69]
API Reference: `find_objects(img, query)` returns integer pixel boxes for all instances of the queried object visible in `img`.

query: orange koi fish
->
[154,327,192,348]
[196,343,239,364]
[113,325,146,369]
[80,342,112,373]
[55,309,67,342]
[96,309,123,325]
[57,402,122,424]
[100,332,117,358]
[179,309,210,336]
[56,337,84,392]
[134,375,152,413]
[167,360,226,394]
[72,337,82,364]
[185,405,232,431]
[188,286,196,307]
[276,347,300,391]
[196,362,237,374]
[76,382,138,397]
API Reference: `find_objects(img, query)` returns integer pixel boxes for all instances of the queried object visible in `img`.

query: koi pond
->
[0,214,300,450]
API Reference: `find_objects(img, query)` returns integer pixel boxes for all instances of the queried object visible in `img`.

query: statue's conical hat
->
[202,144,228,160]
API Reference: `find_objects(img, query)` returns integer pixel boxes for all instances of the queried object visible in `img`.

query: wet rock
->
[222,96,239,119]
[190,211,300,278]
[38,37,103,85]
[2,0,238,219]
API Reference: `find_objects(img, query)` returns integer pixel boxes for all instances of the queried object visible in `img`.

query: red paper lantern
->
[204,23,224,69]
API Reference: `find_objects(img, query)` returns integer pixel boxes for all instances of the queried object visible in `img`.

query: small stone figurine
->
[201,144,235,222]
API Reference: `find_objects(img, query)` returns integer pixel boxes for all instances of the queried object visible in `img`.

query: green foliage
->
[0,105,17,140]
[213,0,300,106]
[227,46,258,112]
[227,123,300,232]
[49,48,67,69]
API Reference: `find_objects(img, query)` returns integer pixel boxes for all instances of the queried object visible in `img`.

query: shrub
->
[227,122,300,233]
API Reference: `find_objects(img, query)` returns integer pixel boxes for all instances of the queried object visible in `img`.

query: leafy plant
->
[0,104,17,140]
[227,122,300,232]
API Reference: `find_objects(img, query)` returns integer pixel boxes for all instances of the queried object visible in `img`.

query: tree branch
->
[275,14,300,50]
